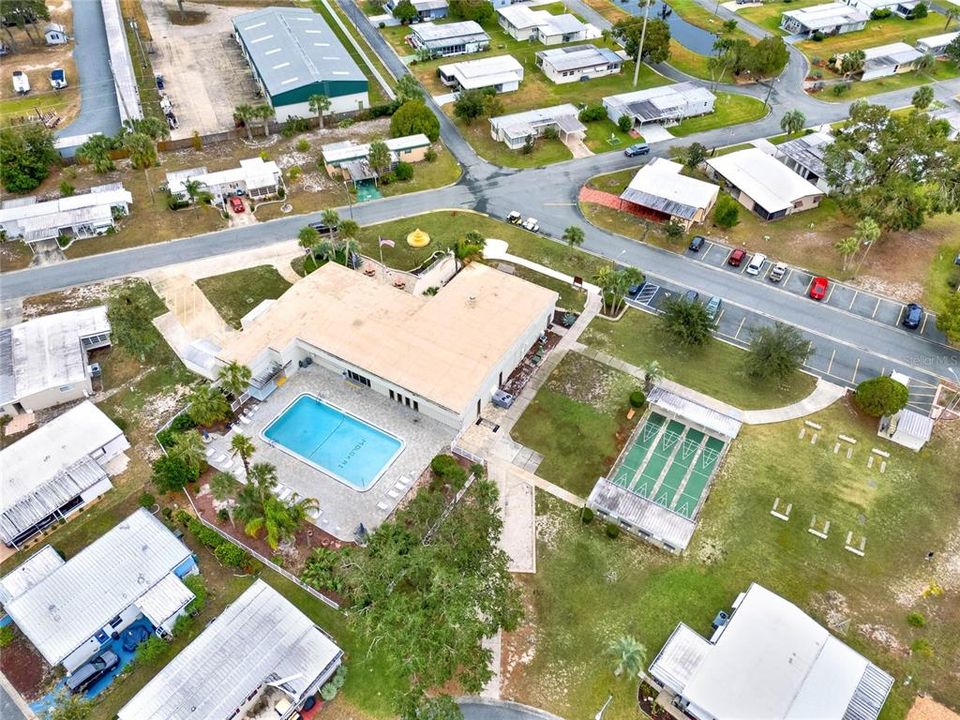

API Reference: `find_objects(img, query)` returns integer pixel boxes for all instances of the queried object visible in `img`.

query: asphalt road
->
[56,0,122,143]
[0,684,26,720]
[458,698,564,720]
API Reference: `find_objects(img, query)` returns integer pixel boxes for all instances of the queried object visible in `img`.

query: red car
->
[229,196,245,213]
[809,276,829,300]
[728,248,747,267]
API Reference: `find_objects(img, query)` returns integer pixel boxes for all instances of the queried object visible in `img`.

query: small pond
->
[618,0,720,56]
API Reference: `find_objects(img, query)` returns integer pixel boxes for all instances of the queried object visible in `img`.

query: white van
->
[12,70,30,95]
[746,252,766,276]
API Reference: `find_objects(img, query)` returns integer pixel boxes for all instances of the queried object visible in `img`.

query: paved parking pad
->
[850,291,881,318]
[824,283,857,311]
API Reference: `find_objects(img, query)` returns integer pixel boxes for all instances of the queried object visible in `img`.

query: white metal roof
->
[649,623,711,693]
[673,583,893,720]
[536,44,623,72]
[0,546,64,604]
[916,31,959,50]
[118,580,343,720]
[100,0,142,122]
[587,478,699,550]
[859,41,923,68]
[706,148,823,214]
[167,157,281,195]
[0,187,132,232]
[411,21,488,46]
[4,509,193,665]
[648,386,742,440]
[604,82,716,123]
[135,573,195,628]
[620,158,719,220]
[782,2,869,29]
[437,55,523,90]
[0,306,110,407]
[320,134,431,164]
[490,103,586,140]
[497,5,586,35]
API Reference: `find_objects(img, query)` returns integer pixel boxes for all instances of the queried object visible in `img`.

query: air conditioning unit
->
[89,363,102,378]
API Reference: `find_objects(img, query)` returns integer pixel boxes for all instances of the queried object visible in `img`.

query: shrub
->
[469,462,485,480]
[295,138,310,153]
[188,518,225,550]
[183,574,207,614]
[379,171,396,185]
[713,194,740,229]
[288,166,302,181]
[379,20,385,28]
[170,414,197,433]
[152,455,198,493]
[161,506,173,520]
[191,131,202,151]
[907,612,926,628]
[579,507,595,524]
[217,508,230,523]
[109,415,129,433]
[394,161,414,181]
[136,635,168,665]
[629,390,646,408]
[542,125,560,140]
[138,492,156,509]
[214,542,250,568]
[0,625,16,648]
[854,376,909,417]
[908,2,927,18]
[812,30,825,41]
[172,613,194,636]
[605,522,621,539]
[912,638,933,657]
[617,115,632,133]
[578,104,607,122]
[425,146,437,162]
[59,181,75,197]
[174,509,192,526]
[870,7,891,18]
[281,116,310,137]
[832,82,850,96]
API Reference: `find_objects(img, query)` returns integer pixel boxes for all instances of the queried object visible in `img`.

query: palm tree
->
[299,226,321,253]
[230,433,256,474]
[912,85,934,110]
[464,230,486,248]
[308,94,332,129]
[217,361,252,399]
[235,463,313,549]
[779,109,805,136]
[339,237,361,267]
[255,104,275,138]
[187,383,230,427]
[311,238,337,265]
[562,225,585,249]
[452,239,483,271]
[123,132,157,170]
[608,635,647,679]
[210,471,238,502]
[915,53,935,73]
[170,431,206,476]
[183,178,203,211]
[338,219,360,239]
[235,104,255,141]
[320,209,340,239]
[642,360,663,393]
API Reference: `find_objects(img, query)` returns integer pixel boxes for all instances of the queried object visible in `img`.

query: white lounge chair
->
[214,453,227,464]
[239,415,252,425]
[205,448,217,458]
[376,501,390,511]
[387,489,400,499]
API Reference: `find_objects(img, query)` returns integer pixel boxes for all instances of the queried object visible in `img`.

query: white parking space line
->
[871,298,881,318]
[826,348,836,375]
[734,317,746,338]
[851,357,861,383]
[804,276,814,295]
[782,268,793,286]
[848,290,858,310]
[824,283,836,303]
[920,313,929,334]
[896,305,905,326]
[716,308,726,323]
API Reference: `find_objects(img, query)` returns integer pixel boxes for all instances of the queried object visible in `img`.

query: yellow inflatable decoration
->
[406,228,431,248]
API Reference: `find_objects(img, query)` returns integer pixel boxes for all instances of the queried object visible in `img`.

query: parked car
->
[521,217,539,232]
[308,220,335,234]
[49,68,67,89]
[155,73,165,90]
[12,70,29,95]
[683,289,700,303]
[628,282,643,297]
[67,650,119,694]
[769,262,787,283]
[746,252,766,276]
[705,295,722,322]
[902,302,924,329]
[688,235,706,252]
[229,196,245,214]
[727,248,747,267]
[624,143,650,157]
[506,211,522,224]
[809,276,829,300]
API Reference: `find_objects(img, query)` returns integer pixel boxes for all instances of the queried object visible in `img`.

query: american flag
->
[379,237,395,248]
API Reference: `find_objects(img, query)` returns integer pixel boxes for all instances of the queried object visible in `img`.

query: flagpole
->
[378,236,385,284]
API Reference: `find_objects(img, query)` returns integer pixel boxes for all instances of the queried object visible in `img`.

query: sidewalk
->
[483,239,602,295]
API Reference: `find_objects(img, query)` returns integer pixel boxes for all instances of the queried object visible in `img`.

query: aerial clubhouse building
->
[234,7,369,120]
[118,580,343,720]
[650,583,894,720]
[218,262,558,431]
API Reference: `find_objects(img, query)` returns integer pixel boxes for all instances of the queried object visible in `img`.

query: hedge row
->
[177,512,253,570]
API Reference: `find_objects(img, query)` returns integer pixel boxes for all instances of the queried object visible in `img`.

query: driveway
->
[0,683,27,720]
[56,0,122,147]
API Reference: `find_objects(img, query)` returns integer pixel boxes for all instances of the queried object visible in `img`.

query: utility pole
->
[632,0,653,87]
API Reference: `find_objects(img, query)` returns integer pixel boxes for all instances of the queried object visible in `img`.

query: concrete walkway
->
[483,240,601,294]
[481,631,503,699]
[575,342,847,425]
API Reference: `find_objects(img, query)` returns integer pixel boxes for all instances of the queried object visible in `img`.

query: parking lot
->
[627,274,944,415]
[140,0,261,139]
[685,238,949,345]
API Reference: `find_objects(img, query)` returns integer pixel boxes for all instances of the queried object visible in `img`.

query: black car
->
[688,235,706,252]
[628,283,643,297]
[683,289,700,303]
[902,303,924,329]
[624,143,650,157]
[67,650,120,694]
[308,221,336,234]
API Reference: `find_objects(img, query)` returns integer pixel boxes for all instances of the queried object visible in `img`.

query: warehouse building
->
[650,583,894,720]
[233,7,369,120]
[0,401,129,548]
[536,44,623,84]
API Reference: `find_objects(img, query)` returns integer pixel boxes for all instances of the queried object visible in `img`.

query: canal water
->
[617,0,719,56]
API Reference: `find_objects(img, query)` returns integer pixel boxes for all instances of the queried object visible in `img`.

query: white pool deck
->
[203,366,454,541]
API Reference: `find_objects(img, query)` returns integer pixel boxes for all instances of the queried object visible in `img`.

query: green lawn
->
[668,0,755,42]
[490,262,588,311]
[586,167,637,195]
[510,398,960,719]
[352,211,612,280]
[670,92,768,137]
[668,40,729,83]
[196,265,292,329]
[0,91,76,125]
[511,352,641,497]
[583,119,637,153]
[816,61,960,102]
[580,308,817,410]
[925,239,960,313]
[379,145,462,196]
[454,116,574,167]
[767,130,807,145]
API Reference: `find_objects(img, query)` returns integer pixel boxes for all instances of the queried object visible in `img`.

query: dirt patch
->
[906,695,960,720]
[0,626,55,700]
[545,352,637,413]
[21,279,126,318]
[857,623,907,655]
[811,590,852,634]
[166,8,209,24]
[501,581,538,695]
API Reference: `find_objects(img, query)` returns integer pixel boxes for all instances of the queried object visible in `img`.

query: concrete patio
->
[204,366,454,541]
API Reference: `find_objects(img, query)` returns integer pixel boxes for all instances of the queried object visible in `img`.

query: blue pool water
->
[262,395,404,490]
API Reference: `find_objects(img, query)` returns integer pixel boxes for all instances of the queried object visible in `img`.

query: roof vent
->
[467,295,477,307]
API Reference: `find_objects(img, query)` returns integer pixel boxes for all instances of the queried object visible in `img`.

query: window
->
[389,390,395,400]
[59,385,73,392]
[347,370,370,387]
[108,615,123,628]
[413,400,419,411]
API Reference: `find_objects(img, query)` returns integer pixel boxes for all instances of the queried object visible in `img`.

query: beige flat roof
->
[220,262,557,413]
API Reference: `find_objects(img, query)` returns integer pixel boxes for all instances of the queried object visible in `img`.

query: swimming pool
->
[262,395,404,490]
